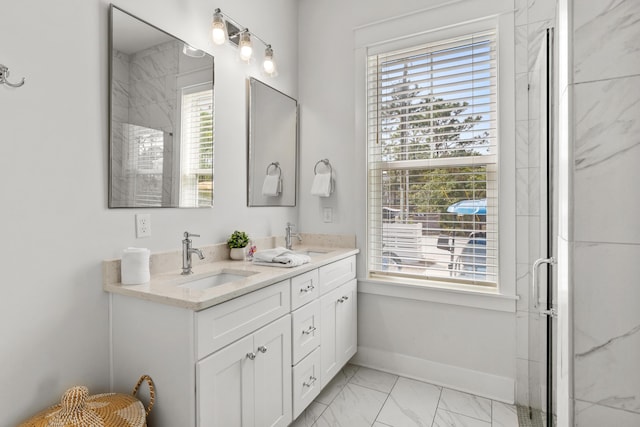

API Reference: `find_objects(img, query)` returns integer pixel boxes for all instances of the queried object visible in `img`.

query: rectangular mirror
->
[109,5,214,208]
[247,78,298,207]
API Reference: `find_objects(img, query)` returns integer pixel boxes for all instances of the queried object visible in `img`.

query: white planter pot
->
[229,247,246,260]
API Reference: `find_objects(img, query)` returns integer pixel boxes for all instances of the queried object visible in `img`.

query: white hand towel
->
[252,247,292,263]
[272,253,311,267]
[252,247,311,267]
[262,174,281,196]
[311,172,332,197]
[121,247,150,285]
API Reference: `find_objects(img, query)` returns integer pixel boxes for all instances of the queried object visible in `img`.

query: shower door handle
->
[532,257,556,309]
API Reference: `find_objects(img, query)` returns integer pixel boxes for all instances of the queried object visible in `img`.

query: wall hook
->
[0,64,25,88]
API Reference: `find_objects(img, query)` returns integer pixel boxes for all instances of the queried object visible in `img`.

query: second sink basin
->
[294,250,329,257]
[179,269,258,290]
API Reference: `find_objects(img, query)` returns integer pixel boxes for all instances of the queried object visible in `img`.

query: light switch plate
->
[323,208,333,223]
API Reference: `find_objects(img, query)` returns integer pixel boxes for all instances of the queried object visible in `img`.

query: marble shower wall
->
[570,1,640,424]
[128,40,178,134]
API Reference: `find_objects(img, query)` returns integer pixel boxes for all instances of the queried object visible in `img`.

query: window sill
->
[358,276,517,313]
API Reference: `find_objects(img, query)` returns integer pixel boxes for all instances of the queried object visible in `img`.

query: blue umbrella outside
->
[446,198,487,215]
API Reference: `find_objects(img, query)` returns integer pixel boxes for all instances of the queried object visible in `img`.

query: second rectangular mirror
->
[247,78,298,207]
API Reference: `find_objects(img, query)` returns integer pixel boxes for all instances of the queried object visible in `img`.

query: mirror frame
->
[108,5,215,208]
[246,78,298,207]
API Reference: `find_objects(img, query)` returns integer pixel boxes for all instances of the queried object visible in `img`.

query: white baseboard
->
[351,346,515,404]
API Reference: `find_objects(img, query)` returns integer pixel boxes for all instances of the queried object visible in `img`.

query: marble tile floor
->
[292,364,520,427]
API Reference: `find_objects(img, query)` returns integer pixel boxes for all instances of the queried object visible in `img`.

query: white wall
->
[298,0,519,402]
[0,0,297,424]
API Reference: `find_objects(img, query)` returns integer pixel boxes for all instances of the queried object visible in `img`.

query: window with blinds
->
[124,123,167,207]
[180,86,214,207]
[367,31,498,286]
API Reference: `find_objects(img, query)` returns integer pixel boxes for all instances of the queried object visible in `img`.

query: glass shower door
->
[528,27,557,427]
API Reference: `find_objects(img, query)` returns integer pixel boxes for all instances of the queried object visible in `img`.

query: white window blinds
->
[124,123,168,207]
[180,86,214,207]
[367,31,498,286]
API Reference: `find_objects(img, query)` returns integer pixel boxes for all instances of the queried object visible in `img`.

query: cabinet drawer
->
[291,299,321,365]
[292,347,322,419]
[318,255,356,295]
[196,280,291,359]
[290,269,319,310]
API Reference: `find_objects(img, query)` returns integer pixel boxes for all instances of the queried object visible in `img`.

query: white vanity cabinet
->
[109,252,357,427]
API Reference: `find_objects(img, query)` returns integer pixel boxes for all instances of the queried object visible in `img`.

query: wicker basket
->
[18,375,155,427]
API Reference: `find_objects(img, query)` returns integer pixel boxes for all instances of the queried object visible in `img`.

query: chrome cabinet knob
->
[246,352,256,360]
[257,346,268,353]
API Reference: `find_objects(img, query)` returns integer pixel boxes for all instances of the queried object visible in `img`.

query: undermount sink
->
[178,270,258,290]
[294,250,329,257]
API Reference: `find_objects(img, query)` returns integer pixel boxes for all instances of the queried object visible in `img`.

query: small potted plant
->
[227,230,249,260]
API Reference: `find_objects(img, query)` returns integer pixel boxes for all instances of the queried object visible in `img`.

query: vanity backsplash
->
[102,232,356,287]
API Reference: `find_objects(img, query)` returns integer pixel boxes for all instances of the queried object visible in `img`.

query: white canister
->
[121,247,151,285]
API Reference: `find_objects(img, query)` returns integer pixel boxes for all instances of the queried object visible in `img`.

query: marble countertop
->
[103,245,359,311]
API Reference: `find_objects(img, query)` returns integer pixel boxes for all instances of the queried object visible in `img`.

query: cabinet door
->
[197,334,255,427]
[336,279,357,364]
[320,285,341,388]
[320,279,358,388]
[254,315,292,427]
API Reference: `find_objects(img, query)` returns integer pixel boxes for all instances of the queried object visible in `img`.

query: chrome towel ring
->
[314,158,332,175]
[266,161,282,176]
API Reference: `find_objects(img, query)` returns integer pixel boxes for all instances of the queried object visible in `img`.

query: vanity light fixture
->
[211,8,277,76]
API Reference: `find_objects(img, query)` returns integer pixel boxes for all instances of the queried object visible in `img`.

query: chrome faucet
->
[182,231,205,275]
[285,222,302,250]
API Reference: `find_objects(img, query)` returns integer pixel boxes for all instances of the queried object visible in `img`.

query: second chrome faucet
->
[285,222,302,250]
[182,231,205,275]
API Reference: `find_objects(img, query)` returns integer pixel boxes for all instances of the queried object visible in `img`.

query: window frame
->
[355,10,516,301]
[367,31,499,287]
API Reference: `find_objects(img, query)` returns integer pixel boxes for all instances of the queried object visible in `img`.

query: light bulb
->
[239,31,253,62]
[263,58,275,74]
[263,46,276,76]
[211,11,226,45]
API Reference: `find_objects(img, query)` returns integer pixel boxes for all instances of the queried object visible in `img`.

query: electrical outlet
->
[136,214,151,238]
[323,207,333,223]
